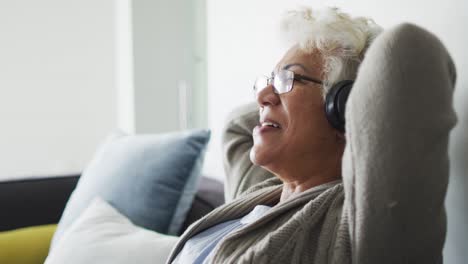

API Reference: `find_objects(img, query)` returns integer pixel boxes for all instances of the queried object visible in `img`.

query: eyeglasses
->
[253,69,323,95]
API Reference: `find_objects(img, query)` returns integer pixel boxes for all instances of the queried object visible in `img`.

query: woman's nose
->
[256,84,280,107]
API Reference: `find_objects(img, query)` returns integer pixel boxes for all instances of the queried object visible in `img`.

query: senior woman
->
[168,7,456,264]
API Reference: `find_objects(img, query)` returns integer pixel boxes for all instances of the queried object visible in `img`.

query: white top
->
[172,205,271,264]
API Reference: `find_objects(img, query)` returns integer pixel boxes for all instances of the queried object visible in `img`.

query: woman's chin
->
[250,145,273,166]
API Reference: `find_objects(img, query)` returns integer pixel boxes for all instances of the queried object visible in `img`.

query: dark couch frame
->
[0,175,224,235]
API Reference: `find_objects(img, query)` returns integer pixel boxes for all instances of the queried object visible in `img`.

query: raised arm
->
[342,23,457,263]
[221,103,275,202]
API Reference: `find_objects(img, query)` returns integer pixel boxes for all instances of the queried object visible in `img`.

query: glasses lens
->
[254,76,269,94]
[274,70,294,94]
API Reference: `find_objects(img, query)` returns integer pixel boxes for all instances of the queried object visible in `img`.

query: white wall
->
[0,0,116,180]
[205,0,468,262]
[0,0,207,181]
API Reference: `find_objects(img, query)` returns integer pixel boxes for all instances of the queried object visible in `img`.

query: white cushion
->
[45,197,178,264]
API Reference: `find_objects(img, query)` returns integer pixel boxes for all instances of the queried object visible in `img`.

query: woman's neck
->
[266,142,344,203]
[279,173,340,203]
[277,155,342,203]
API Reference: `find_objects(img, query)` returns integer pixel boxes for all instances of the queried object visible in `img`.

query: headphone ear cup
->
[324,80,354,132]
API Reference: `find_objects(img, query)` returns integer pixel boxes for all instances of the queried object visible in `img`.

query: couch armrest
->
[180,176,225,234]
[0,175,79,231]
[0,175,224,234]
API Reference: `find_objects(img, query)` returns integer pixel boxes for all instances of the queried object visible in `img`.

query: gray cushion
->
[51,129,210,247]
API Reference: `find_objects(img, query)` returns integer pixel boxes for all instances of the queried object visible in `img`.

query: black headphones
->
[324,80,354,133]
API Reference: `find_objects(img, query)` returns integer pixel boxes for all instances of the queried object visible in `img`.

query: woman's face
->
[250,45,343,176]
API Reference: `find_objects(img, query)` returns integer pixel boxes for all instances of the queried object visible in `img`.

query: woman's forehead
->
[274,46,323,75]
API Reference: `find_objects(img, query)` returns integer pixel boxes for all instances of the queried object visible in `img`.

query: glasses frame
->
[253,69,323,95]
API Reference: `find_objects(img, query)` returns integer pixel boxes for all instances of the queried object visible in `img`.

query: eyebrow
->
[272,63,309,76]
[282,63,309,73]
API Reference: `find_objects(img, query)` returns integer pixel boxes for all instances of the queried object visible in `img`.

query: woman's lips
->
[253,124,281,136]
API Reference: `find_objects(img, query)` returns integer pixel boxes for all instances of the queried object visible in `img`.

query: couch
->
[0,174,224,263]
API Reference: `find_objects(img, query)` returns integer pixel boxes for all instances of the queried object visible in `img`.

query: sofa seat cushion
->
[0,224,56,264]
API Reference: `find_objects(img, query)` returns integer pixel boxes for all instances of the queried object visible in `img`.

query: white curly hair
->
[281,7,383,97]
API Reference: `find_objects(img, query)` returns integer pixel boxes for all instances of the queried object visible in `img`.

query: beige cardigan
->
[167,23,457,264]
